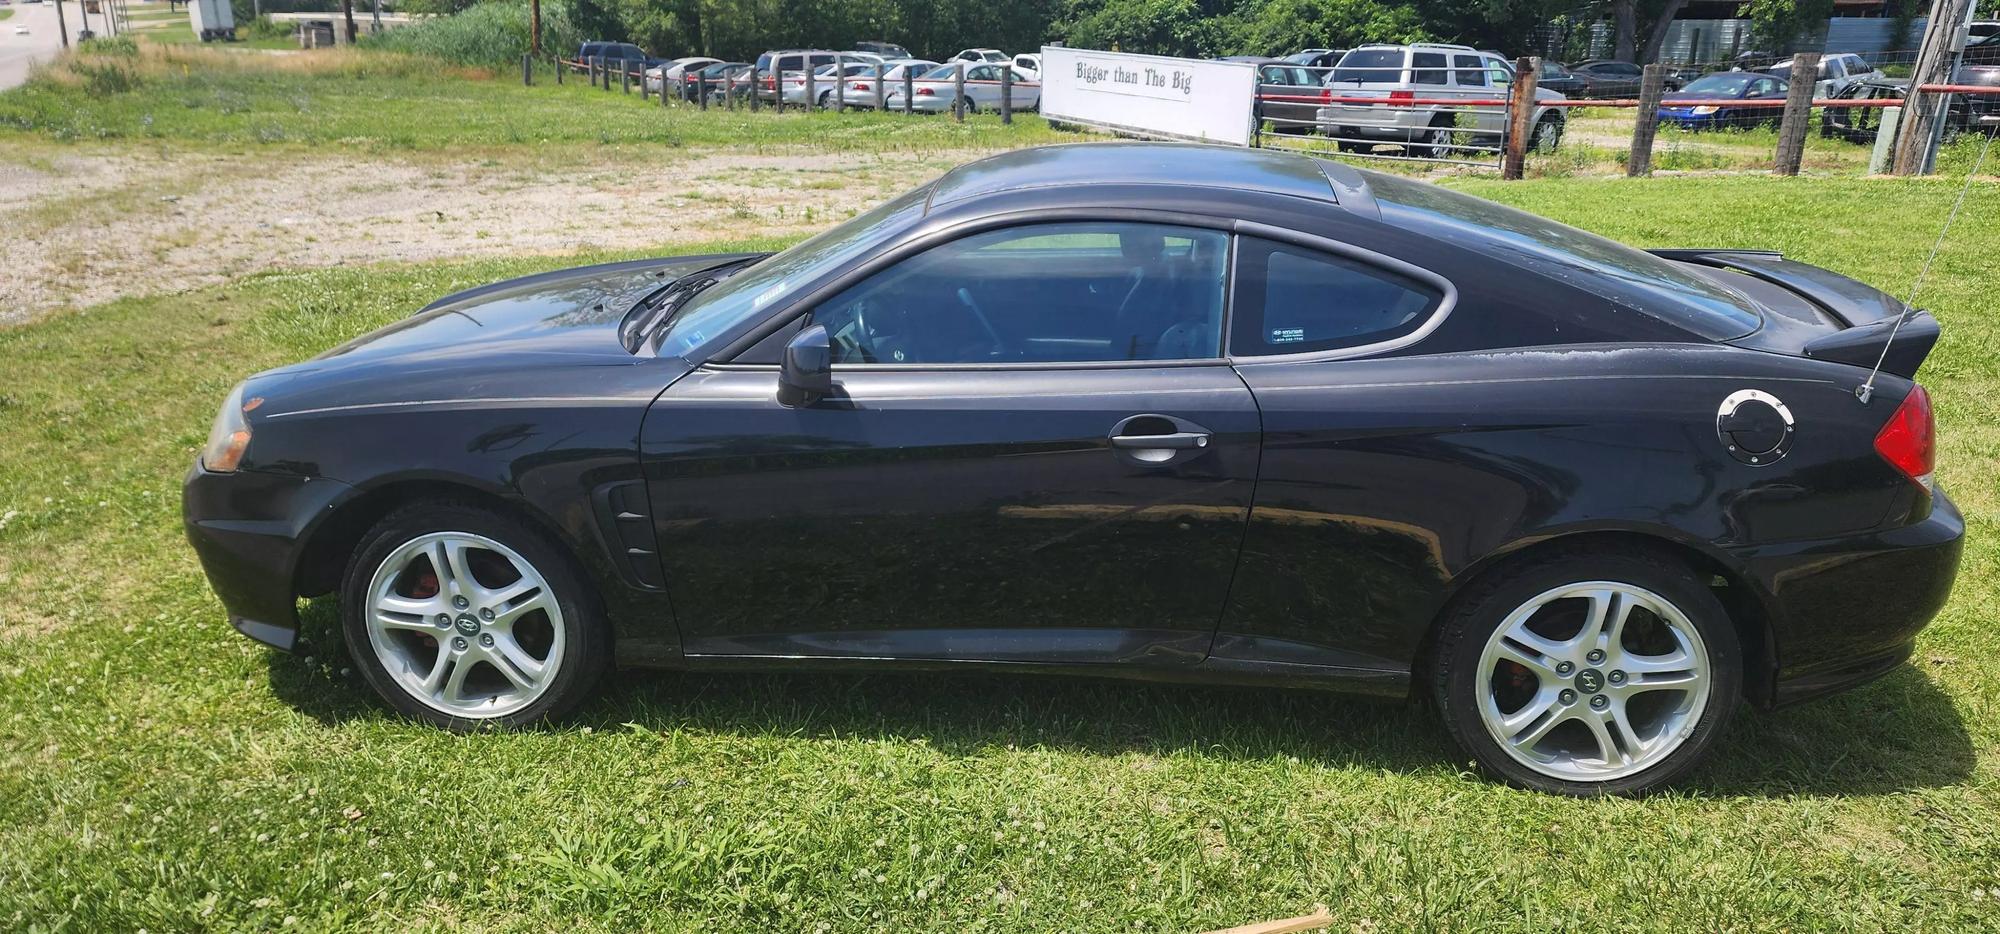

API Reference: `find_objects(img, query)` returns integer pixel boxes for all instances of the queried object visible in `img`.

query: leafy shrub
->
[366,0,586,66]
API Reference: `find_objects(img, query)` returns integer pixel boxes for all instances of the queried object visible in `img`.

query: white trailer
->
[190,0,236,42]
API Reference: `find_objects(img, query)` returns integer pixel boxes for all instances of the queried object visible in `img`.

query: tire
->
[1431,548,1741,796]
[1409,120,1456,159]
[341,500,611,731]
[1530,114,1563,152]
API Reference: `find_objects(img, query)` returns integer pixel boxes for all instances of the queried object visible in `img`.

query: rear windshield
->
[1332,49,1402,82]
[1365,174,1763,339]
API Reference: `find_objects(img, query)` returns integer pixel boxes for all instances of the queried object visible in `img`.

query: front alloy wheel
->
[1434,550,1740,795]
[364,531,565,719]
[342,501,608,729]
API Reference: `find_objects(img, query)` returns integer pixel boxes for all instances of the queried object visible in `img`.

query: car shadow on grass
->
[274,600,1973,797]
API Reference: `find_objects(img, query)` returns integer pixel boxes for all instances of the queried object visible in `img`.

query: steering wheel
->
[955,287,1006,357]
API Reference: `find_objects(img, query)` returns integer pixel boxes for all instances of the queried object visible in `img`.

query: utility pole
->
[1893,0,1975,174]
[54,0,71,48]
[340,0,357,44]
[530,0,542,55]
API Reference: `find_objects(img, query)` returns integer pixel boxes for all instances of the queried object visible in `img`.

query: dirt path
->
[0,142,991,326]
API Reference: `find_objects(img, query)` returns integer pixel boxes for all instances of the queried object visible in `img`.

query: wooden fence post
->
[804,62,816,111]
[1001,64,1014,124]
[750,63,760,112]
[953,62,966,122]
[903,67,914,114]
[874,67,886,110]
[1628,63,1667,176]
[1502,56,1539,179]
[522,53,532,87]
[1773,52,1818,176]
[620,64,631,95]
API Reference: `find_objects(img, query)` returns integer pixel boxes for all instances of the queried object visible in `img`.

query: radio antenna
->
[1857,123,1995,404]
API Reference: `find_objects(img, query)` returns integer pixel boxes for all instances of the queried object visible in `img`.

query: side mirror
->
[777,323,833,408]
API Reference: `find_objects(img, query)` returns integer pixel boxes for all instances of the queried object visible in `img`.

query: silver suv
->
[1317,43,1567,157]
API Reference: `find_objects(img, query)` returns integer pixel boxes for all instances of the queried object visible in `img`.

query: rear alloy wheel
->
[1530,115,1563,152]
[1433,551,1740,795]
[1411,122,1455,159]
[342,502,608,730]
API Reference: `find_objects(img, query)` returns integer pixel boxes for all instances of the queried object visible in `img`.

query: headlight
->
[201,383,259,472]
[1690,106,1719,115]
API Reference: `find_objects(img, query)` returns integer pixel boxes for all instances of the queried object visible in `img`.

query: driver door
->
[640,221,1261,667]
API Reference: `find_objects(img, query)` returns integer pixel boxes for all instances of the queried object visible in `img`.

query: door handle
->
[1109,431,1209,450]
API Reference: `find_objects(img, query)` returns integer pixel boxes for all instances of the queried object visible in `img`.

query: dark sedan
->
[1224,57,1324,135]
[185,143,1960,796]
[1535,60,1589,96]
[1658,72,1788,130]
[1822,65,2000,144]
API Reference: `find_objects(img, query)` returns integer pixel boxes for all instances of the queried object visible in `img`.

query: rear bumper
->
[182,461,353,653]
[1734,488,1964,707]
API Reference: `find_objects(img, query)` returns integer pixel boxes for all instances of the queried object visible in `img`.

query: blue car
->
[1658,72,1789,130]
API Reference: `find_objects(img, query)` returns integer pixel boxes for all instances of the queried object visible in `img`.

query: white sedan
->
[644,57,720,94]
[884,63,1040,114]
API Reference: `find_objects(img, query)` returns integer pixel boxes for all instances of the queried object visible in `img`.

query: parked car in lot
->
[1657,72,1789,130]
[854,40,912,60]
[682,61,750,103]
[1822,64,2000,143]
[579,41,661,75]
[1534,60,1589,96]
[1765,52,1881,99]
[784,61,877,108]
[1224,57,1324,135]
[1012,53,1042,77]
[1567,60,1647,98]
[644,56,719,95]
[885,62,1040,113]
[753,49,838,103]
[1283,48,1346,69]
[835,59,941,109]
[950,48,1007,64]
[186,141,1960,797]
[1320,44,1567,157]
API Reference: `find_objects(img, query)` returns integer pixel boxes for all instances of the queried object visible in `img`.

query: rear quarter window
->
[1230,238,1442,356]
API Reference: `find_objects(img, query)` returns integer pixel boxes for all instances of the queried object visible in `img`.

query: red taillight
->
[1318,88,1331,103]
[1874,384,1936,491]
[916,87,934,96]
[1388,90,1415,102]
[853,82,869,90]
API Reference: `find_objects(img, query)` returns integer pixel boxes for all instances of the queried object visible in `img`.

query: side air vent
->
[591,481,666,590]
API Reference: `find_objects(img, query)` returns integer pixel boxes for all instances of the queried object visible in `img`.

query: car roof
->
[928,143,1359,212]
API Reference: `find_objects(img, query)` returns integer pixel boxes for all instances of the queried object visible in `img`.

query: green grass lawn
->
[3,43,2000,931]
[0,44,1072,151]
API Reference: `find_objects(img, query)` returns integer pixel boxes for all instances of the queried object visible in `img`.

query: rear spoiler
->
[1648,248,1938,379]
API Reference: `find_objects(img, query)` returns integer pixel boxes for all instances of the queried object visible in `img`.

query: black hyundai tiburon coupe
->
[185,143,1961,795]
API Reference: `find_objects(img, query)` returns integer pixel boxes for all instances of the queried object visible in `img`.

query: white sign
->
[1039,47,1257,147]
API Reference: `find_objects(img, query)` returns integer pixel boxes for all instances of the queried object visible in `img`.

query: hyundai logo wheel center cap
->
[1574,668,1605,694]
[454,615,482,636]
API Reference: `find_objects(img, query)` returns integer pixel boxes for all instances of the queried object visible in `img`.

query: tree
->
[1739,0,1836,52]
[1602,0,1688,63]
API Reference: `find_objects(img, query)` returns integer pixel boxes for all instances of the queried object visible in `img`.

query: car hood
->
[296,253,761,372]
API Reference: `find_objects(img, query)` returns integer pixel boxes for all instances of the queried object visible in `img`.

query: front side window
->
[1230,238,1442,356]
[1454,55,1486,87]
[812,223,1229,365]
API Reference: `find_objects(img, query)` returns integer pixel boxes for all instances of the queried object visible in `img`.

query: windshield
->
[1365,173,1762,339]
[1332,49,1402,82]
[921,64,959,79]
[1681,73,1753,95]
[656,185,933,358]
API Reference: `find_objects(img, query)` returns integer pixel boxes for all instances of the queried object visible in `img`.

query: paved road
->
[0,1,111,92]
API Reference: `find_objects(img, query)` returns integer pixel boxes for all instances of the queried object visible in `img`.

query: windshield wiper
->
[619,259,755,352]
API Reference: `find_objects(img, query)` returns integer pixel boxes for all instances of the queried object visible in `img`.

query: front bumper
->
[1736,488,1965,707]
[183,461,354,652]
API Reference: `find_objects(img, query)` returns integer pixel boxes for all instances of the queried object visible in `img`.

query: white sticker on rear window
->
[1270,327,1305,344]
